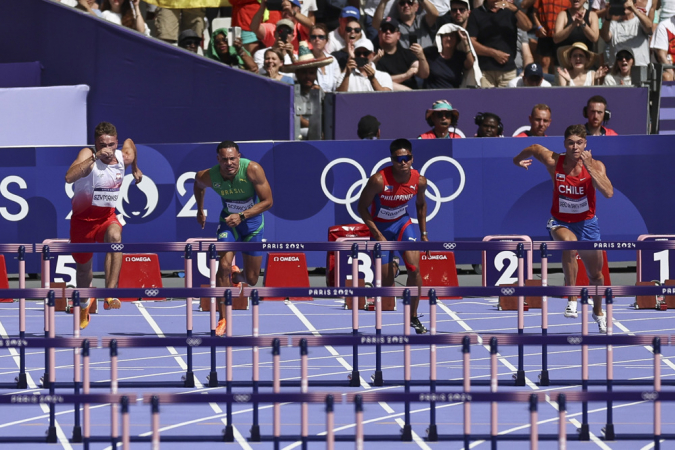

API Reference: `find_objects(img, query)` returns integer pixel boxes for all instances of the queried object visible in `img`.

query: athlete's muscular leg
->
[381,250,397,287]
[578,249,605,316]
[217,251,236,320]
[76,259,93,289]
[241,254,263,286]
[103,223,123,289]
[402,250,422,318]
[551,227,579,304]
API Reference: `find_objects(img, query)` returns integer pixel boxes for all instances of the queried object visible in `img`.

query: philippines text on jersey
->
[320,156,466,223]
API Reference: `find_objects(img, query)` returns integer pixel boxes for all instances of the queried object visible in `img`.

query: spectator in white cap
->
[326,6,363,53]
[419,100,463,139]
[508,62,553,86]
[421,23,479,89]
[337,38,394,91]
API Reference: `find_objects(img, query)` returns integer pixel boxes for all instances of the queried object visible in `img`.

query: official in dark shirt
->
[375,17,429,90]
[422,23,475,89]
[466,0,531,87]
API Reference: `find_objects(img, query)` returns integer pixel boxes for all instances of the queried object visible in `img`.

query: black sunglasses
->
[345,26,362,33]
[355,51,371,57]
[310,34,327,40]
[399,0,415,5]
[435,111,454,118]
[616,53,633,61]
[451,7,467,12]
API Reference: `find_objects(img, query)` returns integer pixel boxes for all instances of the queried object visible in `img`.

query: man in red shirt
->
[358,139,430,334]
[419,100,462,139]
[583,95,618,136]
[512,124,614,333]
[515,104,552,137]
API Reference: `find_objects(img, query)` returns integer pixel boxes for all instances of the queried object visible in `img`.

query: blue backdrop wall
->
[0,0,294,144]
[0,136,668,275]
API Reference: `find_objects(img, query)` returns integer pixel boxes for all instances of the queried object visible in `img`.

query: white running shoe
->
[564,301,578,318]
[592,312,607,334]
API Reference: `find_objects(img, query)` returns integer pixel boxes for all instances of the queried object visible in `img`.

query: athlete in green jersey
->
[194,141,273,335]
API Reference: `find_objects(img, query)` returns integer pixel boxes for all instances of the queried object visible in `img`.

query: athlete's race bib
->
[377,205,407,220]
[559,196,589,215]
[92,187,120,208]
[226,198,254,214]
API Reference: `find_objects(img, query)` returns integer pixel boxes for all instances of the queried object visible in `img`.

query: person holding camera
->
[206,28,259,73]
[599,0,652,67]
[251,0,312,54]
[373,0,439,49]
[253,19,298,72]
[376,17,429,90]
[336,38,394,91]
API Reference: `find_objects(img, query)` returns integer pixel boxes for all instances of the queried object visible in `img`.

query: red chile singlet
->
[551,155,596,223]
[370,167,420,222]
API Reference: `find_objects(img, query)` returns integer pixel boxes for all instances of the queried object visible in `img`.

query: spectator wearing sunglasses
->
[330,17,365,70]
[373,0,439,49]
[376,17,429,90]
[337,38,394,91]
[326,6,362,54]
[308,24,342,91]
[419,100,463,139]
[603,48,634,85]
[438,0,472,29]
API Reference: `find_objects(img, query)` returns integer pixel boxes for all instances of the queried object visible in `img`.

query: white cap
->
[354,38,374,53]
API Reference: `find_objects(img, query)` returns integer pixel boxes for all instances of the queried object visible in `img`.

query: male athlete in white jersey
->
[65,122,142,329]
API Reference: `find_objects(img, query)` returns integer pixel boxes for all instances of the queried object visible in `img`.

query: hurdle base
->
[250,425,261,442]
[183,372,195,388]
[602,424,615,441]
[371,371,383,386]
[224,425,234,442]
[71,426,82,443]
[208,371,219,387]
[47,426,57,443]
[427,425,438,441]
[349,370,360,387]
[41,373,50,389]
[401,424,412,441]
[578,423,590,440]
[15,373,28,389]
[514,370,526,386]
[539,370,550,386]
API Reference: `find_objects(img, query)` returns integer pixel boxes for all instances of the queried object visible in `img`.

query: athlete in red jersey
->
[513,124,614,333]
[358,138,430,334]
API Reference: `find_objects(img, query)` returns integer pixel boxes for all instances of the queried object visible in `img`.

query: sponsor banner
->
[1,136,672,273]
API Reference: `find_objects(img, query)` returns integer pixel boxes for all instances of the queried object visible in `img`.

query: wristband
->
[536,25,544,30]
[421,231,428,236]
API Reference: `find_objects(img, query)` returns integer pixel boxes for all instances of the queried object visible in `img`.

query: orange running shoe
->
[104,298,121,310]
[215,318,227,336]
[80,299,95,330]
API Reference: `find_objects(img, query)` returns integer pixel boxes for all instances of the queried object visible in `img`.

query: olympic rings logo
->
[186,337,202,347]
[567,336,583,345]
[145,289,159,297]
[443,243,456,250]
[110,244,124,251]
[501,288,515,296]
[234,394,251,403]
[642,391,659,401]
[320,156,466,223]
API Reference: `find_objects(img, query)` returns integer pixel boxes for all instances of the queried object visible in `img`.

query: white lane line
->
[437,300,613,450]
[285,301,432,450]
[135,302,252,450]
[0,318,73,450]
[612,319,675,373]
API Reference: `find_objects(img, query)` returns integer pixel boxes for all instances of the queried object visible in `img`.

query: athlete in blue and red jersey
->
[358,138,430,334]
[513,124,614,333]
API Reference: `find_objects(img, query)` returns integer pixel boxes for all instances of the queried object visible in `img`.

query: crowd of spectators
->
[58,0,675,90]
[56,0,671,140]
